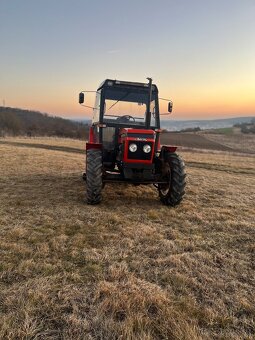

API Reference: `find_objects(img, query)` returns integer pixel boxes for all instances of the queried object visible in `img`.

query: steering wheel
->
[117,115,135,122]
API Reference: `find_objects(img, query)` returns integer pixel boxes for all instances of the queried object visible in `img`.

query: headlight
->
[143,144,151,153]
[129,143,137,152]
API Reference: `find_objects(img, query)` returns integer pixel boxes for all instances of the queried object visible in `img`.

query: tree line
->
[0,107,89,139]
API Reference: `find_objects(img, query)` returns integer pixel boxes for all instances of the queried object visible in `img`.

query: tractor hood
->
[120,128,156,139]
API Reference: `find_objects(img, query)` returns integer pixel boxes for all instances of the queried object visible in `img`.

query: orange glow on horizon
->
[6,82,255,120]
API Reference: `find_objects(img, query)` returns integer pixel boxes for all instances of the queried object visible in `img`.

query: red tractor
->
[79,78,186,205]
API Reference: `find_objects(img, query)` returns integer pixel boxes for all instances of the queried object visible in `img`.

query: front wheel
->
[86,149,102,204]
[158,153,186,206]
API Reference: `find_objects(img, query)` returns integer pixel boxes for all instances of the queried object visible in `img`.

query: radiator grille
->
[127,141,153,160]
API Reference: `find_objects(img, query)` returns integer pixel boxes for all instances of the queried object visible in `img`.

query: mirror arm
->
[80,91,99,94]
[159,97,172,102]
[81,104,98,110]
[79,90,99,108]
[158,97,173,114]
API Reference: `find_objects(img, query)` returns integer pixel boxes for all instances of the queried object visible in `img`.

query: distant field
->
[161,131,255,154]
[208,127,234,134]
[0,137,255,339]
[200,133,255,154]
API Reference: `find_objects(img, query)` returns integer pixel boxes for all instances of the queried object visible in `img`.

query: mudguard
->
[86,142,102,150]
[161,145,178,154]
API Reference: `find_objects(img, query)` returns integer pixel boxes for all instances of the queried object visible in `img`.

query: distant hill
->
[1,107,253,138]
[0,107,89,138]
[161,116,255,131]
[74,116,255,132]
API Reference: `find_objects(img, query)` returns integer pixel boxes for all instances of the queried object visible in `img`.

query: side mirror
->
[79,92,84,104]
[168,102,173,113]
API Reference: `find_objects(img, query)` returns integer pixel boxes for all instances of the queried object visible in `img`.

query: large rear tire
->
[86,149,102,204]
[158,152,186,206]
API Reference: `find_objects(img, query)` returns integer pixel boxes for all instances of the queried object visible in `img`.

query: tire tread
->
[159,153,186,206]
[86,149,102,204]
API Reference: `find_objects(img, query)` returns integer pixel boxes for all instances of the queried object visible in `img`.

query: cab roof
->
[97,79,158,92]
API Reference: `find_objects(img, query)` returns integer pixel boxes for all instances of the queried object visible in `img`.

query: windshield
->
[103,88,156,126]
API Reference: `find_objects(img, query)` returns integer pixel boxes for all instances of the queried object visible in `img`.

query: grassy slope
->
[0,138,255,339]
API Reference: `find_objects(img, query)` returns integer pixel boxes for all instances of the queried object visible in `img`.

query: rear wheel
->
[86,149,102,204]
[158,152,186,206]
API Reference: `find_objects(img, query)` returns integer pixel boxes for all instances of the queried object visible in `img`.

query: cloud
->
[107,49,121,54]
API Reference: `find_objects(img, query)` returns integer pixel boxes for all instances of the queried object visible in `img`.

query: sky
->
[0,0,254,120]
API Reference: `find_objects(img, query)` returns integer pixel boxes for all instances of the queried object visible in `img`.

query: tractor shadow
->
[101,183,161,208]
[7,171,159,210]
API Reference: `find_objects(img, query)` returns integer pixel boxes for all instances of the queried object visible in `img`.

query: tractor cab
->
[78,78,186,206]
[91,79,160,149]
[95,78,160,127]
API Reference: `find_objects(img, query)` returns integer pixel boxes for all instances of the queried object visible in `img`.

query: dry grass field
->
[0,137,255,339]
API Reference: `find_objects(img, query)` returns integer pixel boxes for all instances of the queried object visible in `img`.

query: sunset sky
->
[0,0,254,120]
